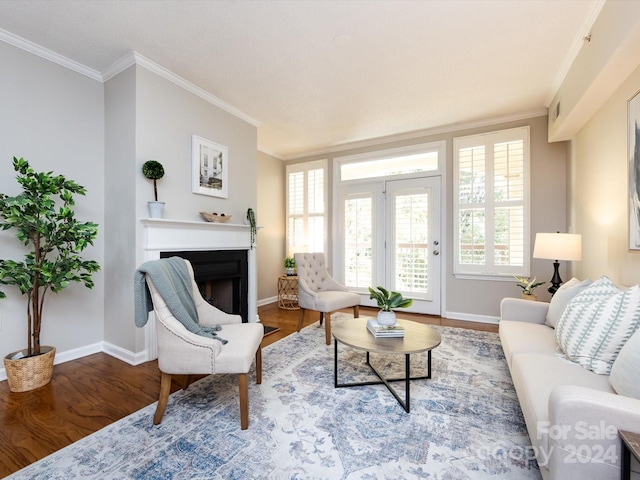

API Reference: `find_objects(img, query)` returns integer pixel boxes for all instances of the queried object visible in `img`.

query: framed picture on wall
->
[192,135,228,198]
[629,90,640,250]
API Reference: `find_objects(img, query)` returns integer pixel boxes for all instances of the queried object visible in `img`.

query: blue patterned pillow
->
[555,276,640,374]
[545,277,592,328]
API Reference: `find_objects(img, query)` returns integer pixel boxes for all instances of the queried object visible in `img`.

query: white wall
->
[0,42,105,359]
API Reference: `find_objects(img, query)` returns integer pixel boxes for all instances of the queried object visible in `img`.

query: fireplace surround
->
[160,249,249,322]
[140,218,258,360]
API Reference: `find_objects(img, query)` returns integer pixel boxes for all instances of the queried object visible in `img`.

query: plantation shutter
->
[286,160,327,255]
[453,127,530,277]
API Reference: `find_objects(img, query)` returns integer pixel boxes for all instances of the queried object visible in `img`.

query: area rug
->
[7,315,541,479]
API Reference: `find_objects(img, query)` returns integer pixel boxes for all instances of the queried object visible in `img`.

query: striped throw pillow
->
[555,276,640,374]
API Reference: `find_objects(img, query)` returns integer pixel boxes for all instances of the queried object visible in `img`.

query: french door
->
[340,176,441,315]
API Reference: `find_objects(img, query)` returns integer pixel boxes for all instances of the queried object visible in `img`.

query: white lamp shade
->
[533,233,582,261]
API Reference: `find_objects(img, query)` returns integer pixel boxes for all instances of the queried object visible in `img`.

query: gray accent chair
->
[294,252,360,345]
[144,259,263,430]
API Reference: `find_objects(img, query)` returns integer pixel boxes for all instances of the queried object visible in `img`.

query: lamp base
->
[548,261,562,296]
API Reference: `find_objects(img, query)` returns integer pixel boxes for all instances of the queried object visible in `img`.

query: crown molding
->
[1,28,261,128]
[0,28,103,81]
[101,50,136,82]
[277,108,547,161]
[103,51,261,127]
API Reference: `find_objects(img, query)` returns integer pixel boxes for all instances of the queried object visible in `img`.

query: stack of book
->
[366,318,405,338]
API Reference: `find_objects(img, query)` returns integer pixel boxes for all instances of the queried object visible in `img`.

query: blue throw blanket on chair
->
[134,257,227,343]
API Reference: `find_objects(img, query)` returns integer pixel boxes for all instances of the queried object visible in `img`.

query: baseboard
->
[0,342,104,382]
[258,296,277,307]
[444,311,500,325]
[102,342,149,366]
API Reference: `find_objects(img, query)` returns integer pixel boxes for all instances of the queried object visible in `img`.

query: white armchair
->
[294,252,360,345]
[144,259,263,430]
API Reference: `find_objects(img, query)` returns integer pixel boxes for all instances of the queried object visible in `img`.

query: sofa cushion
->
[509,353,614,455]
[499,320,559,368]
[609,328,640,399]
[545,277,592,328]
[555,276,640,374]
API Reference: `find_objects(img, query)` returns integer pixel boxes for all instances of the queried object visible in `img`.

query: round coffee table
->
[332,316,441,412]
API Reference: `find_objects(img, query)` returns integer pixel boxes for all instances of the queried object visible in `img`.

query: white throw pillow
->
[555,276,640,374]
[545,278,592,328]
[610,328,640,399]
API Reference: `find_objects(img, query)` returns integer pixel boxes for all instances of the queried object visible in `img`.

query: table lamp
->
[533,232,582,295]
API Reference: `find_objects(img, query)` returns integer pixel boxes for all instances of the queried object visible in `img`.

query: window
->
[286,159,327,255]
[453,127,530,277]
[338,143,441,181]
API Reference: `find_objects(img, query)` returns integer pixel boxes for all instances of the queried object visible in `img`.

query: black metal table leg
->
[335,343,433,413]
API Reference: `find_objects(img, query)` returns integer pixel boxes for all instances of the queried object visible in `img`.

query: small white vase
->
[148,201,165,219]
[377,310,397,326]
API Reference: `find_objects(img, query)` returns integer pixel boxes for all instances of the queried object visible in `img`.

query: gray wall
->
[283,114,567,320]
[104,66,139,353]
[135,66,257,229]
[0,42,105,357]
[103,65,259,357]
[0,41,258,366]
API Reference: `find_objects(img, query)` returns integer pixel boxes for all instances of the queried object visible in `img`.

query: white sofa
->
[500,297,640,480]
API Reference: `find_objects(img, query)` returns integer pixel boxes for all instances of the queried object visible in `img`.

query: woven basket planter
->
[3,346,56,392]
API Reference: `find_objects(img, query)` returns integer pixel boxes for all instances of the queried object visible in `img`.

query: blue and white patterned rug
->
[8,315,541,479]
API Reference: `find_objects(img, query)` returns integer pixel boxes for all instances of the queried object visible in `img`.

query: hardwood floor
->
[0,304,497,477]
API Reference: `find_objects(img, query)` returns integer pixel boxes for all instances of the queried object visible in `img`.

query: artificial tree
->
[142,160,165,202]
[0,157,100,357]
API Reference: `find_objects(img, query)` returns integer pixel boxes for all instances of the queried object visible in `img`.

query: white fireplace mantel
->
[141,218,254,255]
[140,218,259,360]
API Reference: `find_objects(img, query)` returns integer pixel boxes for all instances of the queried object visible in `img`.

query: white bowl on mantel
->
[199,212,232,223]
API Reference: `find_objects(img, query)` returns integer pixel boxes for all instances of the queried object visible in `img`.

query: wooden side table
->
[277,275,299,310]
[620,430,640,480]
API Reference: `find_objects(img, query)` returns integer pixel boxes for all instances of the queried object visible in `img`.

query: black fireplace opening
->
[161,249,249,322]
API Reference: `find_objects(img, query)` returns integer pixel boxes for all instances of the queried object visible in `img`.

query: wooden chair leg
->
[354,305,360,318]
[255,346,262,385]
[238,372,249,430]
[319,312,324,326]
[179,374,193,390]
[296,308,306,332]
[153,372,172,425]
[325,312,332,345]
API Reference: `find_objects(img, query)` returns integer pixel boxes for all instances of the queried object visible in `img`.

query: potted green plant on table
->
[283,256,296,276]
[514,275,545,301]
[142,160,165,218]
[368,286,413,326]
[0,157,100,392]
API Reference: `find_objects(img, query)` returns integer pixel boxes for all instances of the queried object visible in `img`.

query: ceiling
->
[0,0,602,160]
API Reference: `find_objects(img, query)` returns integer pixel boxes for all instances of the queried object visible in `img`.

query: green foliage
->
[514,276,545,295]
[247,208,256,249]
[368,286,413,312]
[0,157,100,356]
[283,257,296,268]
[142,160,164,201]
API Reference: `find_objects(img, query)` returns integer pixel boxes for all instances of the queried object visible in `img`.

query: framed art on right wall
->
[628,89,640,250]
